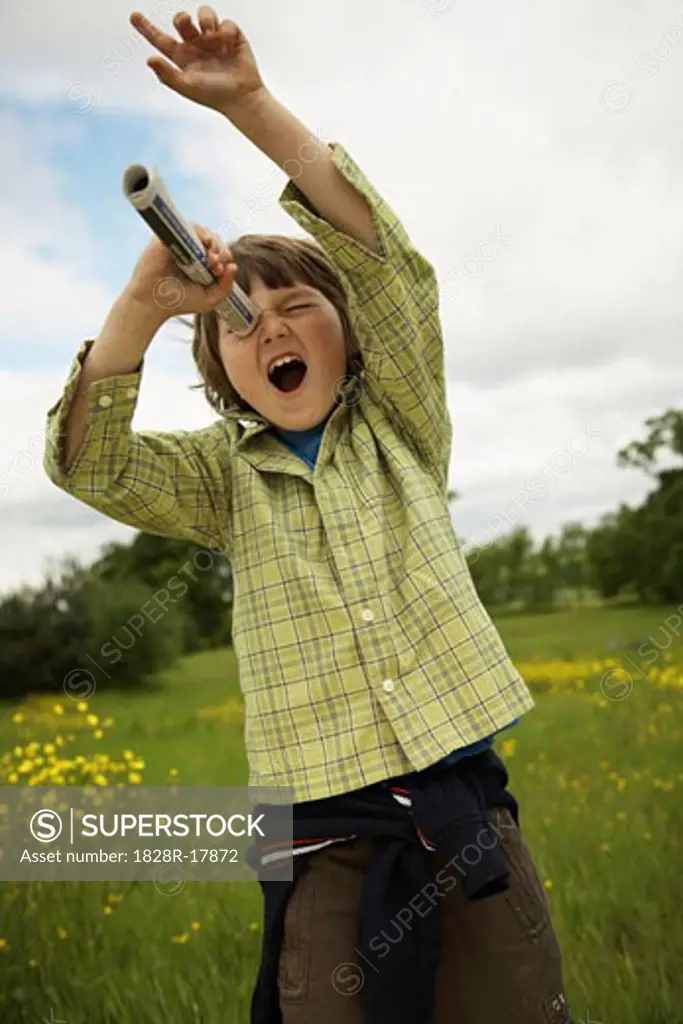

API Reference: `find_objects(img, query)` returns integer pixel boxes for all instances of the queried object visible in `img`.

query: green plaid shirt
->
[43,143,534,802]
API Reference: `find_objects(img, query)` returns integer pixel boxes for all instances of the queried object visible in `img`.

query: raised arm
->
[44,334,233,553]
[130,7,377,253]
[130,6,452,487]
[44,225,240,551]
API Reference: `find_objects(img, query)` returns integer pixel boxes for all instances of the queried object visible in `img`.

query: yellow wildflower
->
[93,730,104,740]
[7,773,18,784]
[130,759,145,770]
[171,933,189,944]
[86,714,99,726]
[93,774,108,786]
[103,906,113,915]
[28,958,38,968]
[56,926,68,939]
[543,879,553,890]
[169,768,178,777]
[108,893,124,904]
[102,717,115,727]
[53,704,64,716]
[501,739,516,758]
[43,744,55,756]
[0,939,7,950]
[190,921,201,931]
[249,921,260,932]
[11,713,24,724]
[123,750,135,762]
[128,773,142,785]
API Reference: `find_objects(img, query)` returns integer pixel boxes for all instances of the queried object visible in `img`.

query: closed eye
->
[285,303,312,312]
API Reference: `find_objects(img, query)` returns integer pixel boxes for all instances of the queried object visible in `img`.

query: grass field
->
[1,604,682,1023]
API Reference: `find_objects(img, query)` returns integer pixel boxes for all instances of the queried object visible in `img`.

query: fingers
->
[172,10,201,43]
[194,224,234,279]
[204,263,239,309]
[146,57,187,94]
[207,246,227,276]
[196,224,233,254]
[129,12,178,61]
[197,5,220,32]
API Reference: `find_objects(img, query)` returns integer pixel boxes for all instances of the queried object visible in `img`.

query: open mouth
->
[267,355,308,394]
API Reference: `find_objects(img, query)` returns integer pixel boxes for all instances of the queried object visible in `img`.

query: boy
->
[43,7,572,1022]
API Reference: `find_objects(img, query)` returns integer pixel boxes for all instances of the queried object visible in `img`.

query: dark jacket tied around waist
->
[247,748,518,1024]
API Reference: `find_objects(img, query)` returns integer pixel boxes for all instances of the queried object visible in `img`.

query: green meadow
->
[1,605,682,1023]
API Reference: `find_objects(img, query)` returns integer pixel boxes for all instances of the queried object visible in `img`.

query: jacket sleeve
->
[279,142,452,493]
[43,339,232,552]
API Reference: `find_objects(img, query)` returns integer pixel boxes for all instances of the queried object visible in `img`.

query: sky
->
[1,0,682,597]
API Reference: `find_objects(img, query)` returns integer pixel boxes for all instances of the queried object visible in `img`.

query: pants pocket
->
[278,862,316,1004]
[488,805,551,941]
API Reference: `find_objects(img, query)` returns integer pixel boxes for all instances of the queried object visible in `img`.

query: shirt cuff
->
[43,338,145,487]
[278,142,394,272]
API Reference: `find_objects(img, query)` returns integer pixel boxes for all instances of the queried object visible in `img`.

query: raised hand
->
[129,6,266,115]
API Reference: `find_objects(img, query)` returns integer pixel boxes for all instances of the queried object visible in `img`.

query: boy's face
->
[217,275,349,431]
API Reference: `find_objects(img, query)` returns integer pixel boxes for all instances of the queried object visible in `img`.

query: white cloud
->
[0,110,113,340]
[448,356,680,547]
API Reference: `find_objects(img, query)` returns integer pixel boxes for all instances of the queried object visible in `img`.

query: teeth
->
[268,354,303,375]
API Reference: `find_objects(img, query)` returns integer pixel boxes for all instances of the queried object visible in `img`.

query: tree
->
[0,557,185,698]
[555,522,590,601]
[91,533,233,650]
[608,409,683,602]
[585,505,639,600]
[617,409,683,475]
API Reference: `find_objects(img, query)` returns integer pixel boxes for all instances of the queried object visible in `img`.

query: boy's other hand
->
[124,223,239,321]
[130,7,266,116]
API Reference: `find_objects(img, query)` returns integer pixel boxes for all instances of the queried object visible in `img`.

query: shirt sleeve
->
[278,142,452,493]
[43,339,232,552]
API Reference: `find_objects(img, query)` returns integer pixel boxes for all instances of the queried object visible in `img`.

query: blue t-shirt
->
[273,417,518,768]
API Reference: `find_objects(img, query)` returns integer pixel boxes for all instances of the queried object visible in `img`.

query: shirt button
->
[382,679,395,693]
[361,608,374,622]
[98,395,113,408]
[126,387,137,399]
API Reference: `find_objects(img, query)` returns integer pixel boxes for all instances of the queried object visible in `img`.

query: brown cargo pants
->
[277,806,572,1023]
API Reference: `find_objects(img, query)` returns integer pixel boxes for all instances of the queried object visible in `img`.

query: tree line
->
[465,409,683,610]
[1,409,680,699]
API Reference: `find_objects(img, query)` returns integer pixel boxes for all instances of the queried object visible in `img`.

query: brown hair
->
[184,233,363,417]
